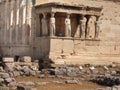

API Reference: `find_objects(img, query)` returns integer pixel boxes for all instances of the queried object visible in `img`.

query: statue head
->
[42,13,46,18]
[51,12,55,17]
[67,14,70,18]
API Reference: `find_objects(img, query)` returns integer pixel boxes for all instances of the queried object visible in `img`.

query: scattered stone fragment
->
[36,82,49,85]
[47,75,55,78]
[65,79,80,84]
[66,67,79,76]
[91,75,120,86]
[22,66,31,76]
[17,84,32,90]
[55,68,67,75]
[95,88,105,90]
[0,67,4,72]
[112,85,120,90]
[21,56,32,63]
[0,73,10,79]
[0,78,4,83]
[116,70,120,75]
[19,71,24,76]
[30,66,38,71]
[5,78,13,83]
[41,69,50,74]
[111,71,116,75]
[52,81,64,84]
[0,86,9,90]
[9,82,17,87]
[56,75,64,79]
[4,66,14,73]
[79,66,83,71]
[105,87,111,90]
[31,88,37,90]
[15,65,22,71]
[30,71,36,76]
[24,81,35,86]
[111,64,117,68]
[17,84,25,90]
[13,71,20,77]
[103,66,109,71]
[3,57,14,63]
[38,74,45,78]
[89,66,95,73]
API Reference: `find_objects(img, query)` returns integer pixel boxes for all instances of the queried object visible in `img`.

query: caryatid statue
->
[41,13,48,36]
[95,16,100,39]
[86,16,91,39]
[65,14,71,37]
[80,15,86,39]
[50,13,56,36]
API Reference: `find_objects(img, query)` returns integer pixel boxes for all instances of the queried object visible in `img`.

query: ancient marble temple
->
[0,0,120,65]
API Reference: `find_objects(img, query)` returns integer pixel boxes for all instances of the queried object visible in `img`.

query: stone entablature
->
[35,3,102,16]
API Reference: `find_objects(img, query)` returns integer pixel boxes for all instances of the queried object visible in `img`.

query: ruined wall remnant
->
[0,0,34,57]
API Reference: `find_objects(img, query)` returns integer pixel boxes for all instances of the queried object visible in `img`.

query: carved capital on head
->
[95,16,100,21]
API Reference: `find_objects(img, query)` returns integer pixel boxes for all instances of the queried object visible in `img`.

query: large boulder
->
[0,86,9,90]
[65,79,80,84]
[5,78,13,83]
[0,73,10,79]
[112,85,120,90]
[17,84,32,90]
[13,71,20,77]
[21,56,32,63]
[36,82,48,85]
[0,78,4,83]
[3,57,14,63]
[21,66,31,76]
[66,67,79,76]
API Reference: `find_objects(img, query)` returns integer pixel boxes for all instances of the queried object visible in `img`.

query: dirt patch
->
[16,76,105,90]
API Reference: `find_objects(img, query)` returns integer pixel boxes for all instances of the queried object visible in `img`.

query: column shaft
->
[22,4,27,44]
[16,0,20,44]
[10,0,14,44]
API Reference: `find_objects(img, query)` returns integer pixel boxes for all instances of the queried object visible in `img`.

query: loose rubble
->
[0,56,119,90]
[90,75,120,86]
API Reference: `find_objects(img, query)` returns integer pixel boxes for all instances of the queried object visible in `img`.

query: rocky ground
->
[0,56,119,90]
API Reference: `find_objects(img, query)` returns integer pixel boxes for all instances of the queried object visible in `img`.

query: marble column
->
[22,3,27,44]
[12,0,17,44]
[7,0,11,44]
[4,0,8,44]
[28,0,34,45]
[18,1,23,44]
[80,15,86,39]
[16,0,20,44]
[94,16,100,39]
[65,14,71,37]
[41,13,48,36]
[1,2,5,44]
[50,12,56,36]
[10,0,14,44]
